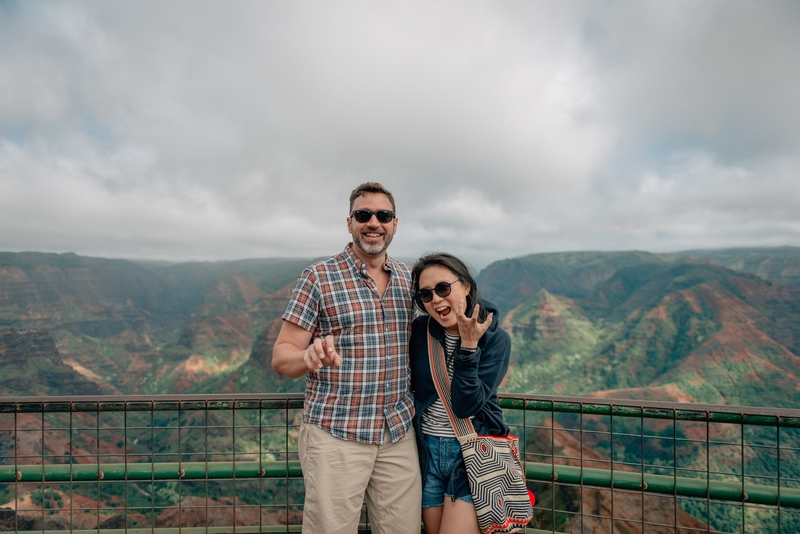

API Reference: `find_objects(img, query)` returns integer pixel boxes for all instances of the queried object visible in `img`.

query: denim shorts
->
[421,434,473,508]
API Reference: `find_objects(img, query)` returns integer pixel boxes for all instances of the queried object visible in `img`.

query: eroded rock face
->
[0,508,69,532]
[0,495,303,532]
[155,496,302,529]
[0,252,309,396]
[0,328,105,396]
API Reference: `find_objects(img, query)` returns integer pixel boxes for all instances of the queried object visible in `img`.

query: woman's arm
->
[450,329,510,419]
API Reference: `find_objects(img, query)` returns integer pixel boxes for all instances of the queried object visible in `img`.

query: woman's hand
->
[455,303,494,349]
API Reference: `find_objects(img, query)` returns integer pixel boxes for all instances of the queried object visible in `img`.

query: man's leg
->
[298,423,378,534]
[365,425,423,534]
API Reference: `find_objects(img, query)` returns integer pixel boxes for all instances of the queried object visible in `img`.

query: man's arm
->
[272,320,342,378]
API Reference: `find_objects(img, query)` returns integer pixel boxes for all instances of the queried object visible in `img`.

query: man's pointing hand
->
[303,335,342,371]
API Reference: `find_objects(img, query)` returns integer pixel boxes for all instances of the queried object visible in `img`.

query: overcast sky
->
[1,1,799,269]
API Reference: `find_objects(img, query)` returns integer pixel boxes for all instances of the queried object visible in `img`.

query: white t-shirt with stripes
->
[421,331,466,437]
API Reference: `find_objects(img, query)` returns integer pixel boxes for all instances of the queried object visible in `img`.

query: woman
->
[409,252,511,534]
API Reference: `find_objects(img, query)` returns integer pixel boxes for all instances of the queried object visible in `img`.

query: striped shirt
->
[421,331,460,437]
[282,243,414,445]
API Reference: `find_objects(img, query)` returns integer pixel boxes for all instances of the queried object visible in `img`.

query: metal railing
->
[1,393,799,533]
[501,394,800,533]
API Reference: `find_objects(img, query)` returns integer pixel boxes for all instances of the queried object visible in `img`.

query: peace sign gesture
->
[455,303,494,350]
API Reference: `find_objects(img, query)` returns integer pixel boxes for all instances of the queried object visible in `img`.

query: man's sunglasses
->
[351,209,395,224]
[416,280,459,303]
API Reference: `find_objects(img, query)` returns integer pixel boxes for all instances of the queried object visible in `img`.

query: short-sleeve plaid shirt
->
[281,243,415,445]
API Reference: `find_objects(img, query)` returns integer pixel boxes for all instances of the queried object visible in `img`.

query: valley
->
[2,246,799,531]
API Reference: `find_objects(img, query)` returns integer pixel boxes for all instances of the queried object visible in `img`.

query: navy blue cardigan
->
[409,300,510,490]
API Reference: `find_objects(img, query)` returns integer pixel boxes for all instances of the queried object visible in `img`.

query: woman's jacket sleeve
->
[450,329,510,420]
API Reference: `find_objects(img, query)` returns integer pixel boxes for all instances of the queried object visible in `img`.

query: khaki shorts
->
[298,422,422,534]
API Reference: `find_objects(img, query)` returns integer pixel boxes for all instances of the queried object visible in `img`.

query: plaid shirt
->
[282,243,415,445]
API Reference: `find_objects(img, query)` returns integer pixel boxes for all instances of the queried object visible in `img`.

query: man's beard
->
[354,231,393,256]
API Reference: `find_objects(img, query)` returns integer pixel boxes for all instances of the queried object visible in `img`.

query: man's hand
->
[303,335,343,371]
[273,321,342,378]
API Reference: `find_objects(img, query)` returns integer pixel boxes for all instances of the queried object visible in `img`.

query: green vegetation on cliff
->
[482,253,800,409]
[0,252,313,396]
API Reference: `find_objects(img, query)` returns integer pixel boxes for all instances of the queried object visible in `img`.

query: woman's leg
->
[421,433,445,534]
[438,499,480,534]
[422,506,443,534]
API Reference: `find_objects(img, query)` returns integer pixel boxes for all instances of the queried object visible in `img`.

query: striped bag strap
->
[426,318,476,440]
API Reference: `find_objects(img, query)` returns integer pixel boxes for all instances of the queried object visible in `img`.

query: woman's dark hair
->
[411,252,488,321]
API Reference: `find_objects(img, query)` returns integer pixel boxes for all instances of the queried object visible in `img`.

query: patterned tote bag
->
[427,327,534,534]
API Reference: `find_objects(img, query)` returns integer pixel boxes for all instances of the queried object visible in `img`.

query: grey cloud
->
[587,1,800,161]
[0,1,798,266]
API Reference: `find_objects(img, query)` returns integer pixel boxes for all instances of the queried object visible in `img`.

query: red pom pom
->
[528,489,536,507]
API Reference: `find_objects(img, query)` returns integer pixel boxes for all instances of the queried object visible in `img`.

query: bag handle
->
[426,318,477,440]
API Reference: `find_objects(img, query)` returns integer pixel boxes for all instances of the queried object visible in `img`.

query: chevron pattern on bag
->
[461,434,532,534]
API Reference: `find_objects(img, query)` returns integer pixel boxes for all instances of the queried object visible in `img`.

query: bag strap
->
[426,318,477,440]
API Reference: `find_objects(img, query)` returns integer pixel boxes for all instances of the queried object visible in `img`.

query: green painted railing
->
[3,459,798,508]
[1,393,799,532]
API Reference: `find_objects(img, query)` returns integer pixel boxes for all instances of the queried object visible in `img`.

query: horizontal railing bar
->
[526,463,800,508]
[497,397,800,427]
[15,527,303,533]
[0,461,302,482]
[0,399,306,414]
[3,393,799,421]
[0,393,306,404]
[4,460,799,509]
[0,526,398,534]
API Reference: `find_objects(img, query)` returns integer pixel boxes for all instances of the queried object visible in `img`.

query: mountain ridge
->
[491,258,800,409]
[0,246,798,410]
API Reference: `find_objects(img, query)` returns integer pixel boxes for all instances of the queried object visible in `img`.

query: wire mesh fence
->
[500,395,800,534]
[0,395,306,533]
[1,393,799,533]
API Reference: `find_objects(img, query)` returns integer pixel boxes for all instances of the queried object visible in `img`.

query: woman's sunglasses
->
[351,209,395,224]
[416,280,459,303]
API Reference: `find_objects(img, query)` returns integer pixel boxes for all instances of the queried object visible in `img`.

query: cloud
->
[587,1,800,160]
[1,0,799,267]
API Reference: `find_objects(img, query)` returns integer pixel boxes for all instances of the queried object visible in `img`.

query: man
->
[272,182,421,534]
